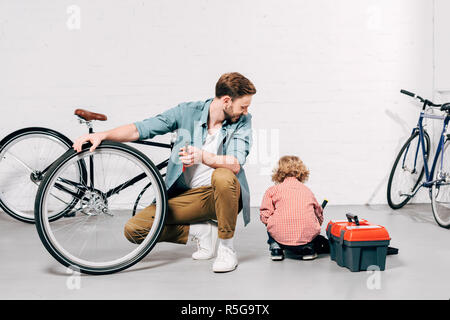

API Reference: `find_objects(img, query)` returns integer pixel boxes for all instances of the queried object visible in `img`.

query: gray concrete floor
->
[0,204,449,300]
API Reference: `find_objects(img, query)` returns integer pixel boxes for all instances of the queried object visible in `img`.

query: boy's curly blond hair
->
[271,155,310,184]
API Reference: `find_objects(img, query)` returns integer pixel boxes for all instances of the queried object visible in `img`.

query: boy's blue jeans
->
[267,232,330,255]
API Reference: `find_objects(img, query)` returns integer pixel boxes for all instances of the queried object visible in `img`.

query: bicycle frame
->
[419,112,449,186]
[404,110,450,197]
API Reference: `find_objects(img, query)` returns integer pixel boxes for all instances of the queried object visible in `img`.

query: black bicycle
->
[387,90,450,228]
[1,109,173,274]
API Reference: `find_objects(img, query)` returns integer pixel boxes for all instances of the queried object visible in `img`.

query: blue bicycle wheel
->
[387,131,430,209]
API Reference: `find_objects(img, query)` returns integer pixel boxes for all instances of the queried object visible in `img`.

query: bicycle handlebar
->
[400,89,417,99]
[400,89,442,109]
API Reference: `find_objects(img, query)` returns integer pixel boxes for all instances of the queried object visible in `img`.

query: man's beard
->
[224,106,239,123]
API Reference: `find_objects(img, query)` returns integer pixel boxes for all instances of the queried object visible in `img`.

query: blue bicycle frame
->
[408,111,450,194]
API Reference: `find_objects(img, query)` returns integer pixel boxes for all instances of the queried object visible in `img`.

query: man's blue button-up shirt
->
[134,98,253,226]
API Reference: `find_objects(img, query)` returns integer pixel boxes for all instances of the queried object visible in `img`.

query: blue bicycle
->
[387,89,450,228]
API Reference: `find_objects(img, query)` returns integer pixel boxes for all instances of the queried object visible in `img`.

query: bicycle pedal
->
[398,191,412,198]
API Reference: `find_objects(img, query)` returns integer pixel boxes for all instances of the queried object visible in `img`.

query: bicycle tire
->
[34,141,168,275]
[0,127,82,223]
[387,130,430,209]
[431,139,450,228]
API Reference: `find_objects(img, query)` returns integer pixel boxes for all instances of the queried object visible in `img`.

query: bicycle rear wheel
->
[387,131,430,209]
[431,139,450,228]
[34,141,168,275]
[0,127,81,223]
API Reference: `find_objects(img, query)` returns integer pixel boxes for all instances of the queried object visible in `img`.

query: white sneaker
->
[212,243,238,273]
[191,222,218,260]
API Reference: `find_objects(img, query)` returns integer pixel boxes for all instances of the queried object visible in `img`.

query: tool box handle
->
[346,213,360,226]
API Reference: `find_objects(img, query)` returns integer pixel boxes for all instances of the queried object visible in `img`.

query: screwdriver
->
[182,141,189,172]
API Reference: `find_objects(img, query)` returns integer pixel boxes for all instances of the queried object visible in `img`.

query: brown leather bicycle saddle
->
[74,109,107,121]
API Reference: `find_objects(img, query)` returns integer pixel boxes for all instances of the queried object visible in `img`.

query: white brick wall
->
[0,0,435,207]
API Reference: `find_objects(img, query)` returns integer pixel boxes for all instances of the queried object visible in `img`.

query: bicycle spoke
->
[3,151,35,174]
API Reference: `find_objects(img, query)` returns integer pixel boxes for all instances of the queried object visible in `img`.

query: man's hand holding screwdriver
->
[179,143,203,170]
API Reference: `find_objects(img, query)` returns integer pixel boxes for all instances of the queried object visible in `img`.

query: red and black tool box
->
[326,213,391,272]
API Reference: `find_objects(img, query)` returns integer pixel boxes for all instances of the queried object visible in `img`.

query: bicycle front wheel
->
[0,127,79,223]
[34,141,168,275]
[431,139,450,228]
[387,131,430,209]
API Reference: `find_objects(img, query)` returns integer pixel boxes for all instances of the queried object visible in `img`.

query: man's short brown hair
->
[215,72,256,99]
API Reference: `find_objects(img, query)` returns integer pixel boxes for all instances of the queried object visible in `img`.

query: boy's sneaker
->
[270,248,284,261]
[299,245,318,260]
[300,252,318,260]
[269,242,284,261]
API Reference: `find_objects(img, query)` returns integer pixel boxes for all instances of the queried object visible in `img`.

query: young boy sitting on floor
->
[260,155,329,261]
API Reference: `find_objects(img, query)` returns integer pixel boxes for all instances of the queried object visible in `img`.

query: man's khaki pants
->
[124,168,242,245]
